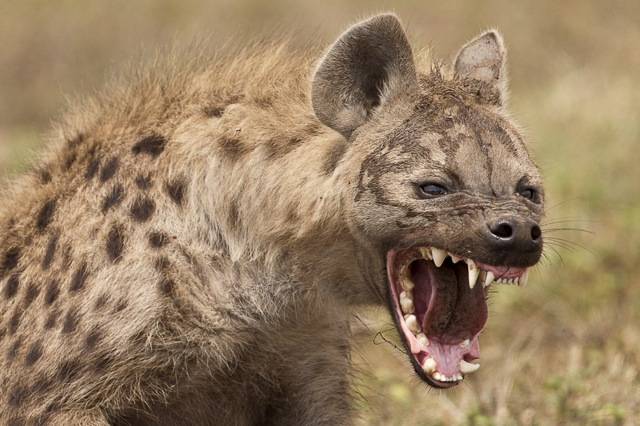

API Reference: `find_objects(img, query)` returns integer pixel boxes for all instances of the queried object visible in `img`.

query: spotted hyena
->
[0,13,544,425]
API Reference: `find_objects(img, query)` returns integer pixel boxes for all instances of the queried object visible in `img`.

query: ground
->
[1,1,639,424]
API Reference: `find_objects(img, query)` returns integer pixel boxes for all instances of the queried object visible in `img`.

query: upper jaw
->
[398,246,530,290]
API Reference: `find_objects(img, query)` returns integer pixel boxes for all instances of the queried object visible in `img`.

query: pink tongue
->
[425,337,480,377]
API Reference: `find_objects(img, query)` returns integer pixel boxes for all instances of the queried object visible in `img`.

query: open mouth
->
[387,246,529,388]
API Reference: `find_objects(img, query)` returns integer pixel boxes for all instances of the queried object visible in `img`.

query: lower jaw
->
[393,299,482,386]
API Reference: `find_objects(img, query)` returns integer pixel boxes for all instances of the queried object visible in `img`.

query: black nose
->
[487,217,542,253]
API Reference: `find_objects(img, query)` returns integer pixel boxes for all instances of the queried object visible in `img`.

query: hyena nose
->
[488,217,542,250]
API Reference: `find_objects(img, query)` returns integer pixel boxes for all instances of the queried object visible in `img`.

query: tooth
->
[399,291,414,314]
[455,374,463,381]
[419,247,432,260]
[417,333,429,348]
[422,357,437,374]
[467,259,479,289]
[520,270,529,286]
[404,314,420,333]
[460,339,470,349]
[433,372,444,381]
[450,254,461,263]
[484,271,495,287]
[459,359,481,374]
[431,248,447,267]
[401,275,414,291]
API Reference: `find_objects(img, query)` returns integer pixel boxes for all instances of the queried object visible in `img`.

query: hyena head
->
[312,14,544,387]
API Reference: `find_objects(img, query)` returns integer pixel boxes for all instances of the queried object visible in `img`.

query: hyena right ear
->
[312,14,418,138]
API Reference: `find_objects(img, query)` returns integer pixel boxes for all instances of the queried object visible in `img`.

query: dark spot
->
[148,231,169,248]
[44,310,59,329]
[99,157,119,182]
[2,246,20,275]
[61,308,79,334]
[7,337,22,361]
[8,308,22,334]
[44,279,60,305]
[25,341,43,366]
[165,179,187,207]
[106,224,125,262]
[38,169,52,184]
[94,294,109,310]
[322,142,347,175]
[219,136,249,161]
[63,151,77,170]
[24,282,40,307]
[8,385,27,407]
[158,278,174,296]
[85,328,102,350]
[42,233,59,270]
[204,105,225,117]
[94,353,114,374]
[69,262,89,293]
[113,299,128,313]
[102,184,125,213]
[154,256,170,272]
[85,158,100,180]
[57,358,81,382]
[135,174,153,190]
[228,198,240,230]
[132,134,167,157]
[130,197,156,222]
[4,274,19,299]
[36,199,56,232]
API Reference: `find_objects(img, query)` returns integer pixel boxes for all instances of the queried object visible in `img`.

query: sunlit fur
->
[0,14,542,425]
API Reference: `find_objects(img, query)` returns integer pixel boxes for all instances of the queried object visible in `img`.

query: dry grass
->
[1,1,639,424]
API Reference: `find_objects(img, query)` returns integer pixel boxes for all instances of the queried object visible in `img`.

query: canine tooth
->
[520,270,529,286]
[484,271,495,287]
[450,254,461,263]
[419,247,432,260]
[467,259,479,289]
[422,357,437,374]
[404,314,420,333]
[417,333,429,348]
[459,359,481,374]
[399,291,414,314]
[460,339,470,349]
[432,248,447,267]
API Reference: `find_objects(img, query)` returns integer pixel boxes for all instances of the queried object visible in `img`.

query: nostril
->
[491,222,514,239]
[531,225,542,241]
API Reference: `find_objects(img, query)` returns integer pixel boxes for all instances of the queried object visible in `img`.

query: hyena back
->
[0,14,544,425]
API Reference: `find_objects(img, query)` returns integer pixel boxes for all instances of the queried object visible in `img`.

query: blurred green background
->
[1,1,639,424]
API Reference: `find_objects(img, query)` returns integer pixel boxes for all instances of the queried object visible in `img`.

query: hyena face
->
[312,15,544,387]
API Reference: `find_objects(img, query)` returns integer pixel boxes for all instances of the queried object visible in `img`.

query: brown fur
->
[0,14,543,425]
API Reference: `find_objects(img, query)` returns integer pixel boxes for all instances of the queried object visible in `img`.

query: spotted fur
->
[0,13,542,425]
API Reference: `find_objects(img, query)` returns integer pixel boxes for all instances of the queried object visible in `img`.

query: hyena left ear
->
[454,31,507,106]
[312,14,418,138]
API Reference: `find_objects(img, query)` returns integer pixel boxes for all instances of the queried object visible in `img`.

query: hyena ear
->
[454,30,507,105]
[312,14,418,138]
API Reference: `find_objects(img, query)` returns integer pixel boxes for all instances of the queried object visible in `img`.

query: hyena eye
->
[418,183,448,198]
[518,187,540,203]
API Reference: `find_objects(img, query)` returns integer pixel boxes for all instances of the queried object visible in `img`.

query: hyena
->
[0,13,544,425]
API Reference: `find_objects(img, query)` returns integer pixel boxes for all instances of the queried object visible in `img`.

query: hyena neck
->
[188,107,367,302]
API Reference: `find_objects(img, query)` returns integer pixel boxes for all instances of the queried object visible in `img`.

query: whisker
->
[373,329,407,355]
